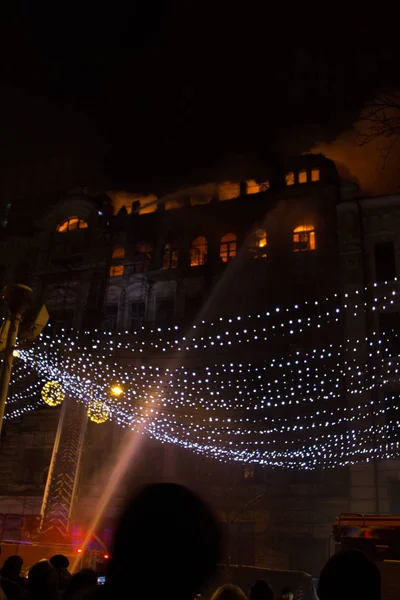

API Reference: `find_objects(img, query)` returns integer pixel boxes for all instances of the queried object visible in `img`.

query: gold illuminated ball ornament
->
[41,381,65,407]
[87,399,110,424]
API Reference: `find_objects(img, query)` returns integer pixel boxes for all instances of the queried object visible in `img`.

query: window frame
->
[293,225,316,252]
[109,265,124,277]
[190,236,208,267]
[162,243,179,270]
[110,246,125,277]
[133,242,152,273]
[56,217,88,232]
[112,246,125,260]
[220,233,237,262]
[103,304,118,334]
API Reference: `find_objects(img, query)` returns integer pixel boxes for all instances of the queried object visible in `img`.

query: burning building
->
[0,153,398,575]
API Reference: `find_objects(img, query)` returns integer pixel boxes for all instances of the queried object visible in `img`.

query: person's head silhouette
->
[211,583,248,600]
[318,550,380,600]
[49,555,69,570]
[1,555,23,580]
[107,483,221,600]
[250,580,274,600]
[28,561,58,600]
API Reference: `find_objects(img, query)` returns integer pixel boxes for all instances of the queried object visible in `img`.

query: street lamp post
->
[0,284,33,436]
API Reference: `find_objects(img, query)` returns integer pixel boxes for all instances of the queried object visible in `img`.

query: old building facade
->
[338,192,400,518]
[0,154,398,575]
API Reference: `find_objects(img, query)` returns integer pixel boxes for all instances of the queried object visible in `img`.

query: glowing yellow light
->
[110,385,123,397]
[41,381,65,407]
[252,229,267,258]
[87,399,110,424]
[13,349,20,357]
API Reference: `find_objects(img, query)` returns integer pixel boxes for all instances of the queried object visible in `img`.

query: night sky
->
[2,2,400,193]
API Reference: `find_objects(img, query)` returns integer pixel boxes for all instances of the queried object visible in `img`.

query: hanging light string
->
[6,335,399,468]
[30,283,395,356]
[3,281,399,468]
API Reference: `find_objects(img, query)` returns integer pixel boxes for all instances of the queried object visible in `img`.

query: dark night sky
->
[2,1,400,193]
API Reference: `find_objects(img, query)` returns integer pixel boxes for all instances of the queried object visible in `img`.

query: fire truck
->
[0,512,109,576]
[333,513,400,600]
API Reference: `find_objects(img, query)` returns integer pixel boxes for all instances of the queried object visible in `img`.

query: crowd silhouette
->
[0,483,382,600]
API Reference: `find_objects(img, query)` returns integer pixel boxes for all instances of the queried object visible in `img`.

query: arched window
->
[293,225,316,252]
[220,233,237,262]
[162,243,178,270]
[190,236,208,266]
[56,217,88,232]
[110,246,125,277]
[250,228,267,259]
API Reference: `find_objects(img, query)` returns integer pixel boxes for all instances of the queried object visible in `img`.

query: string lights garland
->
[3,281,400,469]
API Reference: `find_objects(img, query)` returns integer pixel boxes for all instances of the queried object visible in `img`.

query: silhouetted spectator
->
[279,587,293,600]
[250,580,275,600]
[1,556,27,589]
[0,585,6,600]
[27,561,59,600]
[106,483,221,600]
[211,584,248,600]
[50,555,71,592]
[0,575,20,600]
[318,550,380,600]
[64,569,98,600]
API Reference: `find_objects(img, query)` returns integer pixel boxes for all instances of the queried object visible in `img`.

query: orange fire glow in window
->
[286,172,295,186]
[251,229,267,258]
[220,233,237,262]
[293,225,316,252]
[311,168,320,182]
[190,236,208,266]
[57,217,88,232]
[298,170,308,184]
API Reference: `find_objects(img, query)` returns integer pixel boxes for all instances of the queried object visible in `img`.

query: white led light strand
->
[4,282,400,469]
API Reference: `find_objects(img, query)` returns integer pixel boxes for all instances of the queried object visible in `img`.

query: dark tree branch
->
[357,93,400,165]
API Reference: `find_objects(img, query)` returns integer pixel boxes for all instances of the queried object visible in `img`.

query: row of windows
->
[110,243,152,277]
[286,168,320,186]
[55,170,322,229]
[109,225,316,276]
